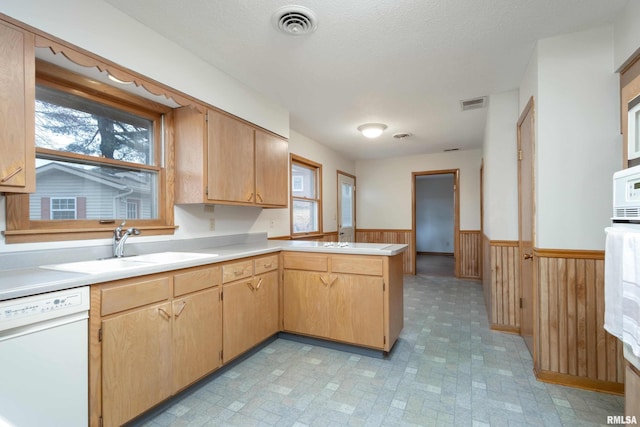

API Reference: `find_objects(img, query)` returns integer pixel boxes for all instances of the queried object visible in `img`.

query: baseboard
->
[534,368,624,395]
[490,324,520,334]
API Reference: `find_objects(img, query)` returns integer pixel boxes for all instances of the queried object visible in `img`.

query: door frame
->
[337,170,356,241]
[411,169,460,276]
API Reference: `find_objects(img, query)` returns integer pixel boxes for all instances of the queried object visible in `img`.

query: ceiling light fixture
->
[357,123,387,138]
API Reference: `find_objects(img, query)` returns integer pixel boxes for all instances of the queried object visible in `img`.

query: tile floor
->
[134,273,624,427]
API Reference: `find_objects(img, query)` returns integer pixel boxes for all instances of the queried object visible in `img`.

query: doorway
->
[412,170,460,276]
[337,171,356,242]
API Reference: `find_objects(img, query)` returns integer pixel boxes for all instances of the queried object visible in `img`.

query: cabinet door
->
[172,287,222,392]
[255,130,288,207]
[222,278,259,362]
[254,270,279,343]
[0,21,35,193]
[102,302,172,427]
[330,275,385,348]
[283,270,330,338]
[207,109,255,203]
[174,106,207,203]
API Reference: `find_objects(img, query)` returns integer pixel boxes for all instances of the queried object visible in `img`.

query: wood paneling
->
[482,238,520,333]
[356,229,413,274]
[460,230,481,279]
[535,250,624,393]
[482,235,492,319]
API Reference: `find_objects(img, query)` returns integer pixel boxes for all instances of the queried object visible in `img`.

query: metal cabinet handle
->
[174,301,187,319]
[329,275,338,287]
[247,192,254,202]
[319,275,329,286]
[255,278,263,290]
[256,192,264,202]
[158,307,171,320]
[1,166,22,183]
[246,281,255,291]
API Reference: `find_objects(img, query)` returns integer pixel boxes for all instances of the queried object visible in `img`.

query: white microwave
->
[613,164,640,220]
[629,95,640,161]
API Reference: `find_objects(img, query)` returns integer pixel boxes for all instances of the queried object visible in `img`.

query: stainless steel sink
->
[40,251,218,275]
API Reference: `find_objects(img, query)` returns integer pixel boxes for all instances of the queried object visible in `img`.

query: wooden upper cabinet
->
[255,129,288,206]
[174,106,288,207]
[207,109,255,203]
[0,20,35,193]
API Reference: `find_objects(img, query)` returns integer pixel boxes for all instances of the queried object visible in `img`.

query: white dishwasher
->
[0,286,89,427]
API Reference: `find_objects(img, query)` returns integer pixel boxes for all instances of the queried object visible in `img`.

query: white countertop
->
[0,240,407,301]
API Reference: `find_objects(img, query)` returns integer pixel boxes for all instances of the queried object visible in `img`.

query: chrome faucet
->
[113,221,141,258]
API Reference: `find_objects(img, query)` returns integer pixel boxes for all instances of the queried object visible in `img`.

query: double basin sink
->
[41,252,218,275]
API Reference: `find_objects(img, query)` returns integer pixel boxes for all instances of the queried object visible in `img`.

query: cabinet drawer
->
[254,255,278,275]
[101,277,170,316]
[174,265,220,297]
[222,260,253,283]
[331,255,383,276]
[282,252,328,272]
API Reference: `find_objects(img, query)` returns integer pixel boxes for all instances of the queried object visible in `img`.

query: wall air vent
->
[272,6,318,36]
[460,96,488,111]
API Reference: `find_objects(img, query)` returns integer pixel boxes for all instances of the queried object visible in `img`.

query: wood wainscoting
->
[356,229,413,274]
[482,236,520,333]
[459,230,481,279]
[534,249,624,394]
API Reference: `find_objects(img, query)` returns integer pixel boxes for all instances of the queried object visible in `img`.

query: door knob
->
[523,253,533,260]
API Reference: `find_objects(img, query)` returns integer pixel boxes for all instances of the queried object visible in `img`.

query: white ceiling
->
[104,0,628,160]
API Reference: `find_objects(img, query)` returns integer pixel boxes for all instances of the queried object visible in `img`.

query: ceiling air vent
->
[393,133,412,140]
[272,6,318,36]
[460,96,488,111]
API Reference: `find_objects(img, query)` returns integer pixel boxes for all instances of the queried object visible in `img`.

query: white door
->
[338,172,356,242]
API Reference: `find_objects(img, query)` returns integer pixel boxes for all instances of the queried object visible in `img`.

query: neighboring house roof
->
[35,162,151,195]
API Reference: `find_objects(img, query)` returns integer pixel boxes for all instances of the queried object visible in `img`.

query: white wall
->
[356,149,482,230]
[614,0,640,71]
[0,0,288,138]
[519,26,622,250]
[482,90,519,241]
[416,175,455,252]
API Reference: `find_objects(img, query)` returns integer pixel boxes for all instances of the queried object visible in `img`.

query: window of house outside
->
[31,84,159,221]
[290,154,322,236]
[4,60,174,243]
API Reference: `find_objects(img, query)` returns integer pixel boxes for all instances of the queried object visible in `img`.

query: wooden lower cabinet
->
[101,302,173,426]
[282,252,403,351]
[222,256,279,363]
[283,270,331,338]
[90,251,403,426]
[91,266,222,427]
[331,274,384,348]
[172,287,222,392]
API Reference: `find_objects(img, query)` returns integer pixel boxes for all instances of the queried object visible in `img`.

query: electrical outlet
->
[209,218,215,231]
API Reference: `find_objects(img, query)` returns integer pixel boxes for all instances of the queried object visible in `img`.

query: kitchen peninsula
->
[0,234,406,427]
